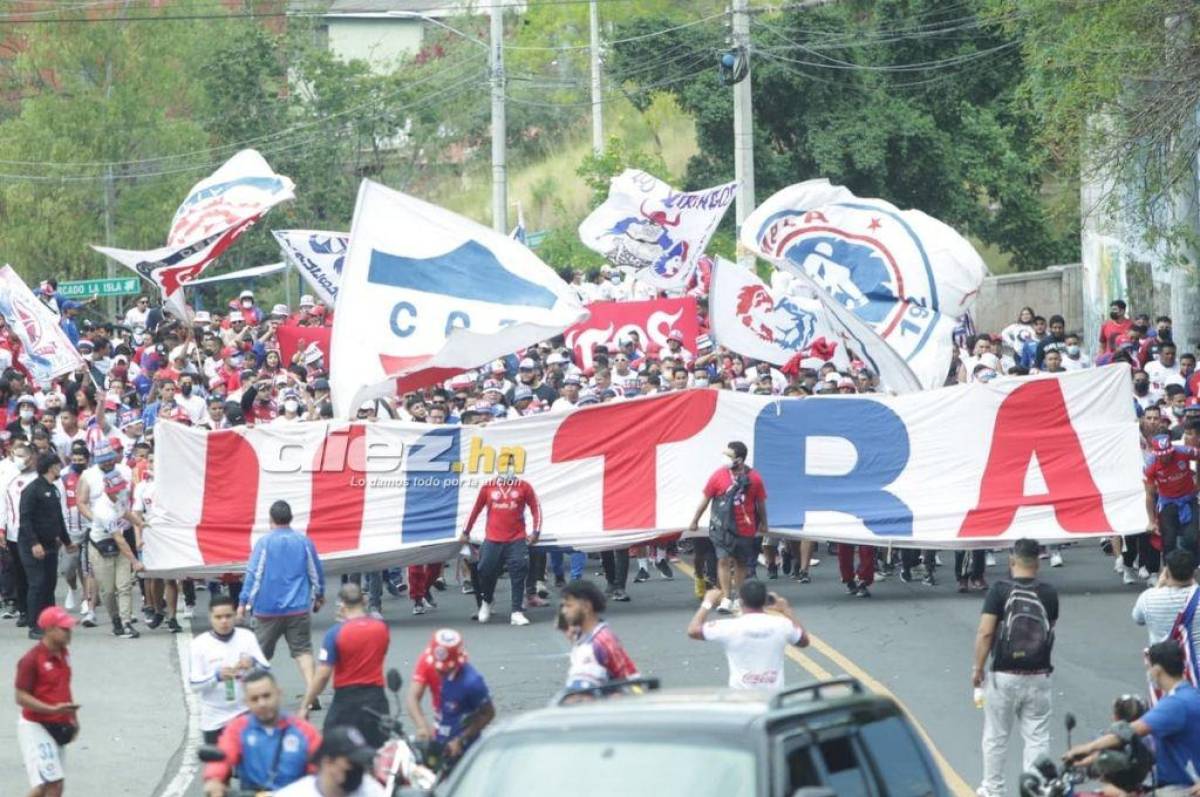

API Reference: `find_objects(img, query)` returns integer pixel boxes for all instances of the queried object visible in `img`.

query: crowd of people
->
[6,270,1200,797]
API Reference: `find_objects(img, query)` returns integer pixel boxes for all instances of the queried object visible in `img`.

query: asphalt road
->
[0,543,1154,797]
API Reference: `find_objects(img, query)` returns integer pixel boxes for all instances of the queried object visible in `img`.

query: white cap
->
[518,357,536,369]
[193,311,211,324]
[299,294,315,308]
[228,310,245,323]
[238,289,254,299]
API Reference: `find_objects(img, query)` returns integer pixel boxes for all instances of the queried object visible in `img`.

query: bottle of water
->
[973,687,985,709]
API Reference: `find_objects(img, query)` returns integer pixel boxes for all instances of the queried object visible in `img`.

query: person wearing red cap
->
[15,605,79,797]
[405,629,494,760]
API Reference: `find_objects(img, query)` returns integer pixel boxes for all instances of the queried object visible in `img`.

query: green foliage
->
[996,0,1200,254]
[610,0,1078,270]
[576,135,669,205]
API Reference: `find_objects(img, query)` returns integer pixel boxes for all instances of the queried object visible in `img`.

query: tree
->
[997,0,1200,255]
[609,0,1077,270]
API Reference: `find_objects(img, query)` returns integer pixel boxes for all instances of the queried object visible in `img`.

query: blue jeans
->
[549,548,586,581]
[478,539,528,613]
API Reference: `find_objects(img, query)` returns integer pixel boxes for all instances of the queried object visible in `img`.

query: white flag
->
[330,180,588,418]
[742,179,984,389]
[273,230,347,306]
[709,257,842,368]
[579,170,736,290]
[93,150,294,319]
[0,265,85,384]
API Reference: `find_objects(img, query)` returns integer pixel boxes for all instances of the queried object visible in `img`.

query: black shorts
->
[714,535,757,564]
[326,685,390,749]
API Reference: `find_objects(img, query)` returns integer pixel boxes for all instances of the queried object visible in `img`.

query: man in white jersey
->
[686,579,807,690]
[75,440,142,638]
[189,594,270,744]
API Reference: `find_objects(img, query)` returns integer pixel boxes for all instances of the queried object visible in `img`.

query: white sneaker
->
[985,552,996,567]
[477,601,492,624]
[809,557,820,567]
[717,598,733,614]
[182,605,194,620]
[412,600,426,616]
[1049,552,1064,568]
[78,599,90,615]
[64,588,79,612]
[1122,566,1138,585]
[1139,566,1151,580]
[1114,556,1124,573]
[510,611,530,626]
[732,599,742,615]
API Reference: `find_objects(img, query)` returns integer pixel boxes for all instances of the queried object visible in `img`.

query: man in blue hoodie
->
[239,500,326,711]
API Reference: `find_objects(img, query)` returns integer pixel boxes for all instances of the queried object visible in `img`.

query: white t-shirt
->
[52,427,87,465]
[550,397,578,414]
[702,612,804,690]
[1146,360,1186,393]
[187,628,271,732]
[123,306,150,328]
[80,463,133,542]
[276,774,387,797]
[3,468,38,543]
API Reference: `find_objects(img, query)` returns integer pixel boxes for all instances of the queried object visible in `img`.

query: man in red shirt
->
[460,465,542,626]
[1145,434,1200,557]
[297,583,390,747]
[1100,299,1133,354]
[687,441,767,614]
[15,606,79,797]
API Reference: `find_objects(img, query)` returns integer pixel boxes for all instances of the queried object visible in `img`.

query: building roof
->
[318,0,489,17]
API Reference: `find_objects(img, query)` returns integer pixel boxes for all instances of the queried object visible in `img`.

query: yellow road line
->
[675,561,974,797]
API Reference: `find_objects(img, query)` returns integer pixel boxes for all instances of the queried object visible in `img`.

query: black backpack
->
[709,471,751,549]
[994,582,1053,670]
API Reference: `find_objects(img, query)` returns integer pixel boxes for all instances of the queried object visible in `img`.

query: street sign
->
[526,230,548,249]
[58,276,142,299]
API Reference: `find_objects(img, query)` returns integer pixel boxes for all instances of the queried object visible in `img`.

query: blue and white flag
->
[0,265,85,384]
[330,180,588,417]
[273,230,347,306]
[742,179,984,389]
[579,170,737,291]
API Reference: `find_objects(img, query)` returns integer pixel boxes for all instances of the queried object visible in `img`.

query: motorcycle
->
[370,667,439,793]
[1019,713,1148,797]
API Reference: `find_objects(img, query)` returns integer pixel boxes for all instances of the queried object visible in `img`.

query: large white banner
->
[273,230,347,306]
[330,180,587,417]
[579,170,736,291]
[742,179,984,389]
[0,265,85,384]
[145,367,1144,576]
[94,150,294,319]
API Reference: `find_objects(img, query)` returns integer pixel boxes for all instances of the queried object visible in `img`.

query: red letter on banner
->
[958,379,1112,538]
[552,391,718,530]
[308,424,368,554]
[196,431,260,564]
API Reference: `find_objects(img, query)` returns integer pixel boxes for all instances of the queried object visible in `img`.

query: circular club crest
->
[756,206,937,347]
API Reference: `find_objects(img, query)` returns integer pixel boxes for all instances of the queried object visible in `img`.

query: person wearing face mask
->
[7,394,39,441]
[1132,369,1158,411]
[18,453,74,640]
[236,289,264,325]
[274,726,385,797]
[75,440,143,639]
[1145,434,1200,560]
[1059,332,1091,371]
[1099,299,1133,354]
[2,441,39,628]
[459,462,542,626]
[175,375,207,425]
[687,441,769,613]
[274,392,306,424]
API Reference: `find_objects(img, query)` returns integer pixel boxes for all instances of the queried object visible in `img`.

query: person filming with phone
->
[686,578,808,690]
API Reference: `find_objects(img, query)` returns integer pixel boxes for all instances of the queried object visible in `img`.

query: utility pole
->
[490,0,507,233]
[589,0,604,155]
[731,0,755,270]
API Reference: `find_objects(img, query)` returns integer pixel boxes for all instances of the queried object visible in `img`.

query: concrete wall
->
[972,263,1084,337]
[327,18,424,72]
